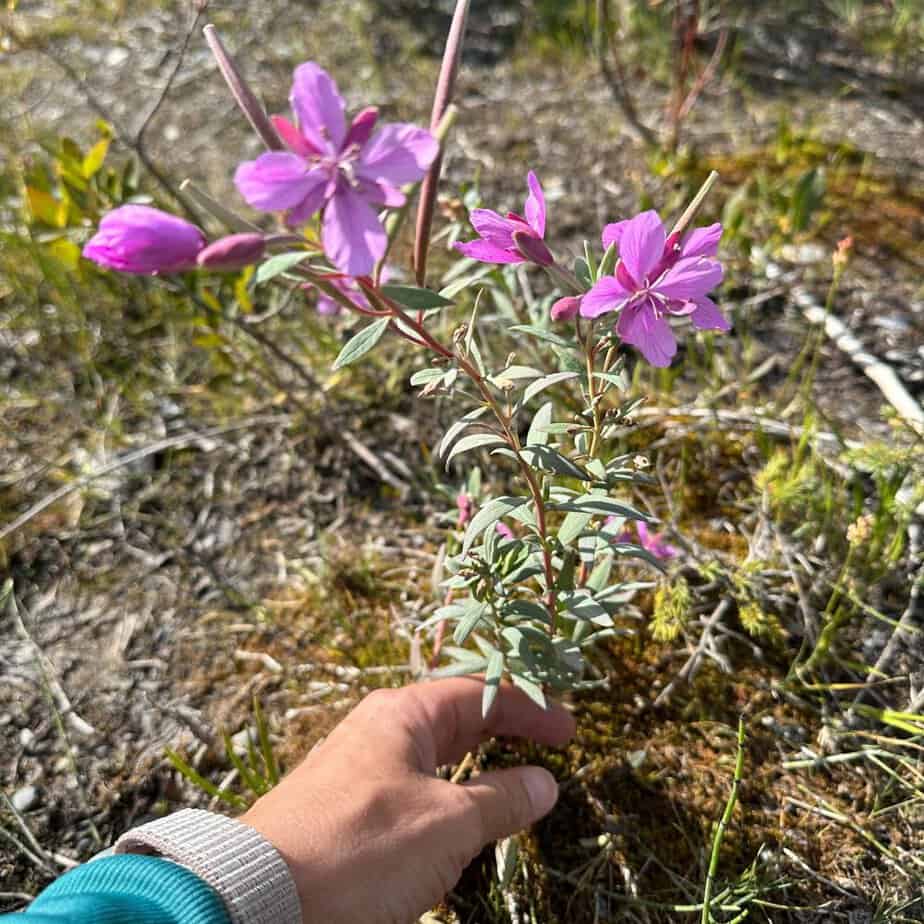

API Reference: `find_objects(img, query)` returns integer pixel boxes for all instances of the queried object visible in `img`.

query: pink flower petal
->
[601,219,629,251]
[689,295,731,331]
[619,210,666,284]
[656,256,723,300]
[512,230,553,266]
[290,62,347,155]
[524,171,546,238]
[681,222,722,259]
[286,175,330,226]
[617,301,677,367]
[358,123,438,186]
[468,209,516,248]
[235,152,324,211]
[453,240,522,263]
[357,178,406,208]
[579,275,632,319]
[270,115,318,158]
[322,182,387,276]
[344,107,379,150]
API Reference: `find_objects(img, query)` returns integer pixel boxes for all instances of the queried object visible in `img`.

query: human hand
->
[242,677,575,924]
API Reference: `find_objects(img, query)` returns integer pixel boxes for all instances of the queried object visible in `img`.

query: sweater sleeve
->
[0,854,231,924]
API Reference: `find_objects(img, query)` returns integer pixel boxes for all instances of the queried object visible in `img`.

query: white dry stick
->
[792,288,924,437]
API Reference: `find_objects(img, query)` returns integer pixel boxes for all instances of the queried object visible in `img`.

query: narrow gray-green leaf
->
[453,601,490,645]
[510,673,546,710]
[254,251,310,284]
[410,367,446,386]
[332,317,391,370]
[550,497,649,519]
[521,371,579,406]
[558,510,592,546]
[482,650,505,717]
[381,284,454,311]
[446,432,506,467]
[463,496,527,554]
[438,406,488,460]
[520,445,591,481]
[526,401,553,448]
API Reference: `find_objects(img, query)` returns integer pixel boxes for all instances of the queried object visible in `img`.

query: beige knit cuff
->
[114,808,302,924]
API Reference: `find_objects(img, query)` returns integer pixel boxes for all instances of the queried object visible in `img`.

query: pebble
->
[11,785,39,813]
[18,728,35,749]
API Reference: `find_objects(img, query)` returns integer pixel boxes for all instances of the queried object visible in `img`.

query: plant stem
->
[701,717,746,924]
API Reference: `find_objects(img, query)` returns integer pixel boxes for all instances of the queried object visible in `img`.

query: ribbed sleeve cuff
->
[114,809,301,924]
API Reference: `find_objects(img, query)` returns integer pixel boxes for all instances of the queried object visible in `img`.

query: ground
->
[1,1,923,921]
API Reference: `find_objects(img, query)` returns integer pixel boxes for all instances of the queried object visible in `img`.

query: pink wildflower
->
[234,63,438,277]
[495,522,514,540]
[83,205,205,275]
[612,519,678,560]
[581,211,728,367]
[550,295,582,322]
[456,492,474,528]
[454,172,553,266]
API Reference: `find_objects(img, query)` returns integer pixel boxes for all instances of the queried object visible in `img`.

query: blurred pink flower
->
[235,63,438,276]
[456,492,474,528]
[611,519,678,560]
[455,171,553,266]
[196,233,266,271]
[582,211,727,367]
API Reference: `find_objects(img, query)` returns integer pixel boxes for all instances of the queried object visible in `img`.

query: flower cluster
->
[455,175,729,366]
[83,62,437,281]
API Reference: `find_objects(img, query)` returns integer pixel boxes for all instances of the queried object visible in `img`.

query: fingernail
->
[522,767,558,819]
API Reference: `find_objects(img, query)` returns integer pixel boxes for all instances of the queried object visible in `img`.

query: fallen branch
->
[791,287,924,437]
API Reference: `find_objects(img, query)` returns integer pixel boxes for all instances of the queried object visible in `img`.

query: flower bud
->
[83,205,205,275]
[512,229,554,267]
[197,233,267,271]
[550,295,582,321]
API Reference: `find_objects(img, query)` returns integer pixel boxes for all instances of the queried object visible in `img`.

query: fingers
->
[460,766,559,847]
[403,677,576,770]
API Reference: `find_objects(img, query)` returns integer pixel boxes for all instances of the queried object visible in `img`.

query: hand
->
[242,677,575,924]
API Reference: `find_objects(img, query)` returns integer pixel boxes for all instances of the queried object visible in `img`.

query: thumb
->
[462,766,559,846]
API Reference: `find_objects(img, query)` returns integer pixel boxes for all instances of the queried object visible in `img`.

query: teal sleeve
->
[0,854,231,924]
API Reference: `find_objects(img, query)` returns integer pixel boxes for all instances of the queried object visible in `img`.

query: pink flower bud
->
[512,229,554,267]
[550,295,582,321]
[456,492,474,528]
[197,233,266,271]
[83,205,205,275]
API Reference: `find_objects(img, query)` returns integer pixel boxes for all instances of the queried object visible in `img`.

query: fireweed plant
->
[82,22,729,718]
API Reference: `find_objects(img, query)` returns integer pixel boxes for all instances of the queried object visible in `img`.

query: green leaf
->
[594,371,628,390]
[502,599,551,624]
[332,317,391,370]
[453,601,490,645]
[463,496,527,554]
[521,371,579,405]
[510,673,546,710]
[483,650,505,717]
[550,497,649,519]
[586,555,613,592]
[438,407,489,460]
[598,241,618,278]
[520,446,591,481]
[508,325,575,349]
[558,510,592,546]
[432,656,488,678]
[573,256,592,288]
[381,284,455,311]
[526,401,554,448]
[410,367,446,386]
[446,433,506,467]
[489,365,543,388]
[560,591,612,626]
[255,251,310,284]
